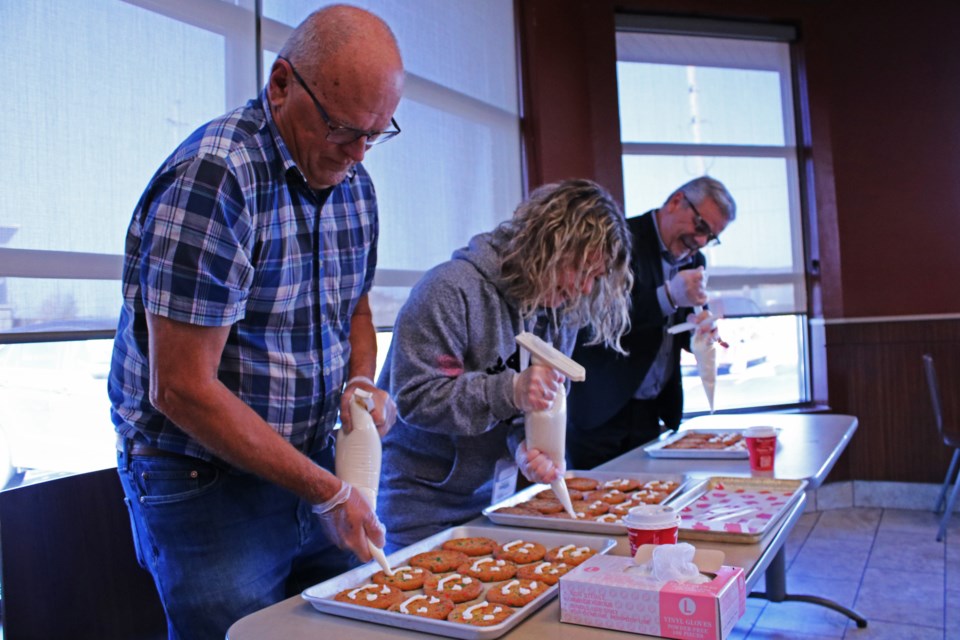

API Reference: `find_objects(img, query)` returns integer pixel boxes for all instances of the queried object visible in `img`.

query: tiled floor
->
[732,507,959,639]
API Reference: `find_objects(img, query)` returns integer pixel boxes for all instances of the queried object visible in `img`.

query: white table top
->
[227,413,857,640]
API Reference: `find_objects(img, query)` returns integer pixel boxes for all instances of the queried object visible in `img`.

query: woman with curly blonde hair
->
[377,179,633,548]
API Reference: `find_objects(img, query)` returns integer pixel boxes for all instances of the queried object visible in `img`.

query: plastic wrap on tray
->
[302,524,616,640]
[671,476,807,543]
[482,470,689,534]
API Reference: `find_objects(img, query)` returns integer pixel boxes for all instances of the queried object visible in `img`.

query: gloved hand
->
[687,308,718,339]
[311,480,386,562]
[513,364,564,413]
[515,440,563,484]
[340,376,398,437]
[667,267,708,308]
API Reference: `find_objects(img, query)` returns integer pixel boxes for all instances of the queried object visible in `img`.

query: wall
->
[517,0,960,483]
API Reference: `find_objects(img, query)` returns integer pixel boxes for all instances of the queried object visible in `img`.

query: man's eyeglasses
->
[279,56,400,148]
[683,193,721,247]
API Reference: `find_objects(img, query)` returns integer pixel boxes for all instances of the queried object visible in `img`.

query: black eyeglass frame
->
[682,193,721,247]
[278,56,400,148]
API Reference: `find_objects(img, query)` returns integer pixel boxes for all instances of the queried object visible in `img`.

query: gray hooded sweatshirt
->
[377,231,576,548]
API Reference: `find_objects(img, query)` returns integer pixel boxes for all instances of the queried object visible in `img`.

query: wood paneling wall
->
[516,0,960,484]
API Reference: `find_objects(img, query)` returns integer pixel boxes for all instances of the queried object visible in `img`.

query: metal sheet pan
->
[671,476,808,544]
[302,524,616,640]
[482,470,689,535]
[643,429,750,459]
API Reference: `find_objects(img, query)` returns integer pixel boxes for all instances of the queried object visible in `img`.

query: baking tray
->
[302,524,616,640]
[482,470,689,535]
[643,428,750,459]
[671,476,808,544]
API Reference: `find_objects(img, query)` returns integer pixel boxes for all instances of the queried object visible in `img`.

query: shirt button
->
[190,470,198,479]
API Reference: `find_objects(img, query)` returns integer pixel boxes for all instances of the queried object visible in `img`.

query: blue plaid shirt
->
[109,89,378,461]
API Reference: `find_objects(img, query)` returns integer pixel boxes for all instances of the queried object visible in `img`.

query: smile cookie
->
[457,557,518,582]
[493,539,547,564]
[545,544,596,566]
[422,572,483,603]
[447,601,515,626]
[333,583,404,609]
[486,578,549,606]
[371,565,432,591]
[388,593,455,619]
[516,560,573,586]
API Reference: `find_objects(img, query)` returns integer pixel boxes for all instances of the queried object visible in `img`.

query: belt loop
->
[116,434,130,472]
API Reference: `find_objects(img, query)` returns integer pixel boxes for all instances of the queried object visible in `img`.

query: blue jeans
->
[117,444,356,640]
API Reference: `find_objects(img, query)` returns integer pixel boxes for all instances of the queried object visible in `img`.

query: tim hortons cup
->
[623,504,681,555]
[745,425,777,472]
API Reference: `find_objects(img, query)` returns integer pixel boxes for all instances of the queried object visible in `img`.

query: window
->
[0,0,521,487]
[616,16,809,413]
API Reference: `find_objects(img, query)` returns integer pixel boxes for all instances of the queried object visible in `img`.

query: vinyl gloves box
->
[559,550,746,640]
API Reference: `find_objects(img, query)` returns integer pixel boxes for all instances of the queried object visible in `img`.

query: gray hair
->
[494,179,633,353]
[673,176,736,222]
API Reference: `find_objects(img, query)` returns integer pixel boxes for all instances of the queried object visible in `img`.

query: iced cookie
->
[545,544,596,566]
[534,488,584,501]
[493,539,547,564]
[517,561,573,586]
[457,557,518,582]
[388,593,455,620]
[585,489,629,504]
[601,477,642,492]
[371,565,432,591]
[486,578,549,606]
[422,572,483,603]
[333,583,404,609]
[447,601,515,626]
[564,476,600,492]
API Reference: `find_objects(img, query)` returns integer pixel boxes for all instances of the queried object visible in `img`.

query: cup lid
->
[623,504,680,528]
[746,425,777,437]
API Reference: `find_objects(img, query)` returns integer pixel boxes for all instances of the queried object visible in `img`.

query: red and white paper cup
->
[746,425,778,471]
[623,504,680,555]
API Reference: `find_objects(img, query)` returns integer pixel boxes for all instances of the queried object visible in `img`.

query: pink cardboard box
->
[560,554,746,640]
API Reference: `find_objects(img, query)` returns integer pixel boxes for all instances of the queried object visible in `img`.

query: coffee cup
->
[745,425,777,471]
[623,504,680,555]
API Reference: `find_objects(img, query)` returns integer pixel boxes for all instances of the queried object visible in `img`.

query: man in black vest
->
[567,176,736,469]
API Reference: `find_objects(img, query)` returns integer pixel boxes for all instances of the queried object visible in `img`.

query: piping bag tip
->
[551,478,577,519]
[369,541,393,576]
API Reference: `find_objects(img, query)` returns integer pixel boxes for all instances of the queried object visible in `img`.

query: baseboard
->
[806,480,948,512]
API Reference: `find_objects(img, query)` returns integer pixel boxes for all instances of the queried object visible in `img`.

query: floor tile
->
[878,508,944,535]
[842,619,944,639]
[854,566,944,626]
[746,627,844,639]
[867,529,944,576]
[946,589,959,631]
[808,508,881,541]
[789,538,871,581]
[752,573,859,637]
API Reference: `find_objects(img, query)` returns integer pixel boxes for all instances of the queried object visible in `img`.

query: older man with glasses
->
[109,5,403,639]
[567,176,736,469]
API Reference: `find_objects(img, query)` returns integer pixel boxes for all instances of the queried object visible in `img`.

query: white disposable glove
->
[512,364,563,413]
[667,267,708,309]
[515,440,563,484]
[340,376,397,437]
[687,308,719,339]
[311,480,386,562]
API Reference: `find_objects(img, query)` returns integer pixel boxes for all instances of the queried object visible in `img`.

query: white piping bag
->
[689,305,718,413]
[516,332,586,519]
[335,388,393,575]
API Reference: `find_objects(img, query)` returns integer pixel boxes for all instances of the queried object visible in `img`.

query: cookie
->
[457,557,518,582]
[371,565,432,590]
[422,572,483,603]
[629,488,665,504]
[594,513,621,523]
[640,479,680,494]
[486,578,550,606]
[441,536,498,557]
[493,505,539,515]
[564,476,600,492]
[545,544,596,566]
[570,499,609,517]
[388,593,455,619]
[585,489,628,504]
[517,560,573,586]
[493,539,547,564]
[523,498,565,514]
[601,477,642,492]
[611,501,641,516]
[409,549,469,573]
[447,601,515,626]
[534,488,584,501]
[333,583,404,609]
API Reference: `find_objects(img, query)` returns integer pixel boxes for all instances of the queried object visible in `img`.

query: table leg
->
[748,548,868,629]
